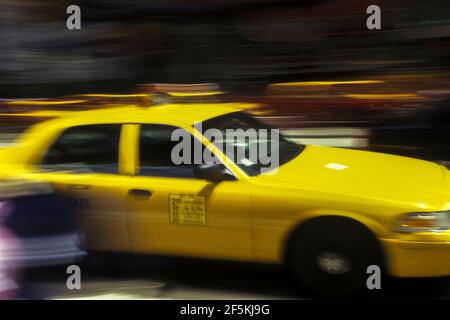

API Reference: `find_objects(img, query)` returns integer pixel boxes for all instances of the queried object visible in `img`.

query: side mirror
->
[194,164,236,182]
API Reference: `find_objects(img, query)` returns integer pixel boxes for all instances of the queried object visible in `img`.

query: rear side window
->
[42,124,121,173]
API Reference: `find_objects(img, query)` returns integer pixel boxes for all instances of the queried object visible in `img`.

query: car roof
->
[41,103,241,128]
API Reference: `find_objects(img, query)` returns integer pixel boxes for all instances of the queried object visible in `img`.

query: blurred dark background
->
[1,0,450,98]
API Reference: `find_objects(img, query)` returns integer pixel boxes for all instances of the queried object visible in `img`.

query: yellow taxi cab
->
[1,102,449,295]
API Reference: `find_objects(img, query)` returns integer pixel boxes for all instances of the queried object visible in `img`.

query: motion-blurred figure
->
[0,179,85,299]
[0,200,20,299]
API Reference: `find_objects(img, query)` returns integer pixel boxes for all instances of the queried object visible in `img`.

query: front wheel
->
[287,218,384,297]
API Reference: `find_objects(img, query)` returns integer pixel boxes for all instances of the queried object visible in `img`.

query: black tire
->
[287,217,384,298]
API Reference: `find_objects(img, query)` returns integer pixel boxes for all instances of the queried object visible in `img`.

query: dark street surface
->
[19,256,450,300]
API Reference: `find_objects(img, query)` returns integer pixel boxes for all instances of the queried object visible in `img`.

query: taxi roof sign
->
[137,83,222,96]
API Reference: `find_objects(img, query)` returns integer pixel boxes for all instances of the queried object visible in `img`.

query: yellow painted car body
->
[1,103,450,279]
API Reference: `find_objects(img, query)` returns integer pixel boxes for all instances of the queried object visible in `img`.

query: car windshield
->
[200,111,305,176]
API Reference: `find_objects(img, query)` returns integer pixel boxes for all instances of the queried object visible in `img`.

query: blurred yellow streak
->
[82,94,150,98]
[168,91,224,97]
[270,80,385,87]
[6,100,86,106]
[343,93,420,100]
[0,110,70,118]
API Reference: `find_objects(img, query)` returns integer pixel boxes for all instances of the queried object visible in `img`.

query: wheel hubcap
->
[316,252,351,275]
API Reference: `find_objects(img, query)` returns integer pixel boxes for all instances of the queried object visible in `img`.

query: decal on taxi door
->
[169,194,206,225]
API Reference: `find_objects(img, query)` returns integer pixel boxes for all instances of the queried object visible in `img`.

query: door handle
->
[128,189,153,199]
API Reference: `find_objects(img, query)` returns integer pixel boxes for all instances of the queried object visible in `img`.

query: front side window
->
[41,124,121,173]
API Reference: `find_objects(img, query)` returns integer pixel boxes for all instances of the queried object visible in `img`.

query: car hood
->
[253,145,448,205]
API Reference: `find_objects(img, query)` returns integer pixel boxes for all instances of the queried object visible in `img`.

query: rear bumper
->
[1,233,86,268]
[381,238,450,278]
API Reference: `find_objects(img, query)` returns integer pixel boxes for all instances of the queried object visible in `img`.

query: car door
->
[126,124,253,261]
[24,123,131,252]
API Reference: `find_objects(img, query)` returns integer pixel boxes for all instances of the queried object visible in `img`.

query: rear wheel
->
[287,217,384,297]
